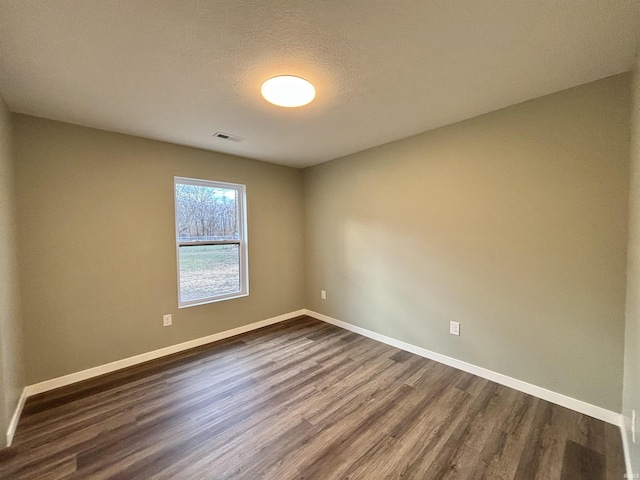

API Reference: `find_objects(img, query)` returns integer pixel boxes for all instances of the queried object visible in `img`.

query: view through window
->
[174,177,248,307]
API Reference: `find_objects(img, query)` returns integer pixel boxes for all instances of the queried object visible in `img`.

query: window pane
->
[175,183,238,241]
[178,244,240,303]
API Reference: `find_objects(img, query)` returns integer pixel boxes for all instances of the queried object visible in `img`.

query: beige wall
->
[0,97,25,446]
[624,54,640,473]
[13,115,305,384]
[304,74,630,411]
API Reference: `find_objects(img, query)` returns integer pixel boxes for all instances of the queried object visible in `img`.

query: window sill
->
[178,292,249,309]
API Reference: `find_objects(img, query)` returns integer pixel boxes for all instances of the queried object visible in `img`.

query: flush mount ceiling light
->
[261,75,316,108]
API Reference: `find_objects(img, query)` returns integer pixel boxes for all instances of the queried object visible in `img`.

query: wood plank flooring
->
[0,316,625,479]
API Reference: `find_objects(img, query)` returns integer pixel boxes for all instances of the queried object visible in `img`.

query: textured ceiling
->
[0,1,638,168]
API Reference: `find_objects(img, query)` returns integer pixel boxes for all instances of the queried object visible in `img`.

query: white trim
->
[8,308,626,453]
[24,310,305,397]
[303,309,620,425]
[174,176,249,309]
[177,292,249,309]
[621,414,634,478]
[6,388,27,447]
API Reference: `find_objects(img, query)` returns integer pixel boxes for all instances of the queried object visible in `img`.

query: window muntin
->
[174,177,248,307]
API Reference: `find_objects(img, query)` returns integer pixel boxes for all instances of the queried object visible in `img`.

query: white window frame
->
[174,176,249,308]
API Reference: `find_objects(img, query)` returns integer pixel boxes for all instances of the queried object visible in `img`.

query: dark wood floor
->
[0,315,625,479]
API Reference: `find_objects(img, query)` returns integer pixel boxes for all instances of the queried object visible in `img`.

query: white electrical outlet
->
[321,290,326,300]
[450,321,460,336]
[163,314,172,327]
[633,409,637,443]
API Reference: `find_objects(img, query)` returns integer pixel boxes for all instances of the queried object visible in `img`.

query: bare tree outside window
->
[174,178,248,307]
[175,184,238,241]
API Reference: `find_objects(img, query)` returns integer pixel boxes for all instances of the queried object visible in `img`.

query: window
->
[174,177,248,307]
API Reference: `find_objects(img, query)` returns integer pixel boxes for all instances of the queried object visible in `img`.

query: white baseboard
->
[23,309,306,398]
[621,414,634,478]
[7,307,625,457]
[6,388,27,447]
[303,309,620,426]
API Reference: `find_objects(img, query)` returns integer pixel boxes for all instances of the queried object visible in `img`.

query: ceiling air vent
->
[213,132,244,143]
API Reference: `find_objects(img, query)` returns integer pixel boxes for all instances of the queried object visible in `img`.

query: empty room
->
[0,1,639,479]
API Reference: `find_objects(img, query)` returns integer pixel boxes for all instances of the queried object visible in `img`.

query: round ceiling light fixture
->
[261,75,316,108]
